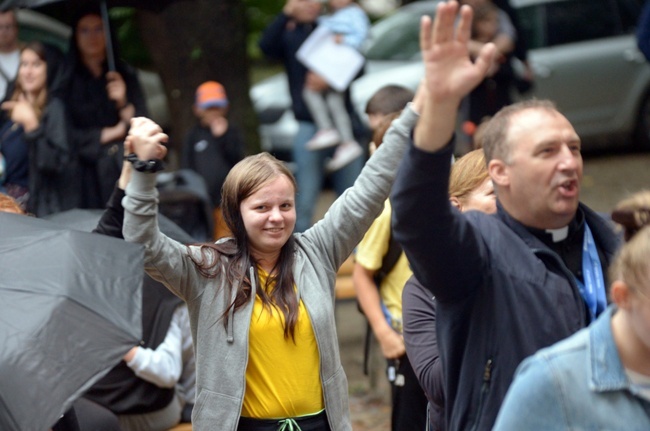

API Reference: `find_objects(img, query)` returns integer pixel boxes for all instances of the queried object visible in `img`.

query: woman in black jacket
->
[0,41,80,217]
[62,5,148,209]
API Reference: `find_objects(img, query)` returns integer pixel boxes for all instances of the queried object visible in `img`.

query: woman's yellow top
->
[241,269,324,418]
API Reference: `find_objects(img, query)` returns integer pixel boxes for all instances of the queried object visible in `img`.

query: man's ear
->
[450,197,462,211]
[611,280,631,309]
[488,159,509,188]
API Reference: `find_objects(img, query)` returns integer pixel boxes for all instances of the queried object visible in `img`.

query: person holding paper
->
[259,0,365,233]
[301,0,370,172]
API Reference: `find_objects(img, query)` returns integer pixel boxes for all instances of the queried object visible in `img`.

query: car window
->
[18,25,69,53]
[364,9,431,61]
[517,0,630,49]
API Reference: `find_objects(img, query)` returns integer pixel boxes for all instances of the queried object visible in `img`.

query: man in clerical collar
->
[390,2,620,430]
[480,99,610,322]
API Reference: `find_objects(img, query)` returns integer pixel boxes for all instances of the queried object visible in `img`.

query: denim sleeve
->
[493,356,567,429]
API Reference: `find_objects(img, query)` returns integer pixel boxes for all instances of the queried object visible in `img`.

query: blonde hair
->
[449,149,490,204]
[0,193,25,214]
[609,228,650,297]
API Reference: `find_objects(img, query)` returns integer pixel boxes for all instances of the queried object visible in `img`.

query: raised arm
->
[392,2,493,302]
[122,118,203,301]
[414,1,494,153]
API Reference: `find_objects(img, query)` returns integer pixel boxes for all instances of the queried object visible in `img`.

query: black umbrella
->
[0,212,143,430]
[0,0,186,71]
[45,207,196,244]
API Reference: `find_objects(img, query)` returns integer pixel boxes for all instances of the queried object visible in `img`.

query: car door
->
[516,0,648,146]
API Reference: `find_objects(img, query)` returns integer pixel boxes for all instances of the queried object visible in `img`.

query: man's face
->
[495,108,583,229]
[0,11,18,52]
[293,0,322,23]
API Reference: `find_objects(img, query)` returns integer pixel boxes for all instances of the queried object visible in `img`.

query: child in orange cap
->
[181,81,245,239]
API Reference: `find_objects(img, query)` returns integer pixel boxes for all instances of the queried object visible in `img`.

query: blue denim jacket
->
[493,306,650,430]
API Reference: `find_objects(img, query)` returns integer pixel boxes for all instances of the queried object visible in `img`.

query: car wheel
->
[635,89,650,149]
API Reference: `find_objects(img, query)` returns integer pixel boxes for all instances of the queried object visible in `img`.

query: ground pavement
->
[336,299,391,431]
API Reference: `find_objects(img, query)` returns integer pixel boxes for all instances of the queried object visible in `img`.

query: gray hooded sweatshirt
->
[122,106,418,430]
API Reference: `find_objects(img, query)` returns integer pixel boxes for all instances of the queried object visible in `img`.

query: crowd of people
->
[2,1,650,430]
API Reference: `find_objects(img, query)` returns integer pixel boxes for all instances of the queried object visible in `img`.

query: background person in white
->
[0,9,19,101]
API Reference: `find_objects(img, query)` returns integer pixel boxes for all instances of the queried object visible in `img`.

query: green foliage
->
[244,0,285,60]
[109,7,153,69]
[108,1,287,66]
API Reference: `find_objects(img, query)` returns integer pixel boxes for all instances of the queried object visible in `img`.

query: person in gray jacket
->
[120,87,423,430]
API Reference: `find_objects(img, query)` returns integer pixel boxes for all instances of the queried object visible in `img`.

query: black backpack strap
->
[372,228,403,287]
[362,222,403,376]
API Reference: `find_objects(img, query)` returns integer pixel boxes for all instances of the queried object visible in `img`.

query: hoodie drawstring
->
[277,418,301,431]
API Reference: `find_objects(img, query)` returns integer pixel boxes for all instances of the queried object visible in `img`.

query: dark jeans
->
[237,410,330,431]
[389,354,429,431]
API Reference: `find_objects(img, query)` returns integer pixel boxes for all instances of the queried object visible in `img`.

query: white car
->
[252,0,650,156]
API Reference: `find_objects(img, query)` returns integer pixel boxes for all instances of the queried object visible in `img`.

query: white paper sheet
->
[296,26,366,92]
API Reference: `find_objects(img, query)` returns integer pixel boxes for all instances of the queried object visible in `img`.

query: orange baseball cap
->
[195,81,228,109]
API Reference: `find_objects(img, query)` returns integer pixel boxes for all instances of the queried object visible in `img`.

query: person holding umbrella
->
[63,4,147,209]
[121,83,423,429]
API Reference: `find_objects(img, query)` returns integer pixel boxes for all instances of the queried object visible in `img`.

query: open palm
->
[420,2,495,104]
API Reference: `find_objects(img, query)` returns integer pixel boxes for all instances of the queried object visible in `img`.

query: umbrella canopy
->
[0,212,143,430]
[0,0,181,12]
[0,0,186,70]
[45,208,196,244]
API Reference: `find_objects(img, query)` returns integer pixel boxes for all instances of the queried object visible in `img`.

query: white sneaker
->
[306,129,341,150]
[326,141,364,172]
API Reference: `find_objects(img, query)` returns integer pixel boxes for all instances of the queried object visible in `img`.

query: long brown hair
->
[189,153,300,339]
[9,41,48,120]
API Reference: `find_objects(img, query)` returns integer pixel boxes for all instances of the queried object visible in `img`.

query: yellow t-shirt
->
[241,270,324,418]
[355,200,412,321]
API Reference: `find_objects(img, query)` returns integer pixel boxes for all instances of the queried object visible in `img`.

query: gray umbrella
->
[45,207,196,244]
[0,212,143,430]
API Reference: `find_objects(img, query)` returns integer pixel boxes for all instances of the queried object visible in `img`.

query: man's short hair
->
[365,85,415,116]
[481,99,558,164]
[0,8,17,23]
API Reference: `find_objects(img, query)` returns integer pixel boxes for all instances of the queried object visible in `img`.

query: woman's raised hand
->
[126,117,168,161]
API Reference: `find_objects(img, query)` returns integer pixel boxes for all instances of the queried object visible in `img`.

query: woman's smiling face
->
[240,175,296,262]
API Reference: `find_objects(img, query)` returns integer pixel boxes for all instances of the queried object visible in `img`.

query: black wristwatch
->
[124,153,165,173]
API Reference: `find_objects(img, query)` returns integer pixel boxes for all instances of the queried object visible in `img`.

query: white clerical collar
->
[545,226,569,242]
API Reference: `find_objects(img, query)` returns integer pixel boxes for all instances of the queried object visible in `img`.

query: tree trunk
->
[136,0,259,167]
